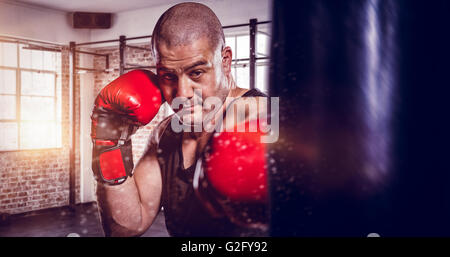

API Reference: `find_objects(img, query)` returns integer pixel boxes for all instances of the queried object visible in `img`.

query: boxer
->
[92,2,270,237]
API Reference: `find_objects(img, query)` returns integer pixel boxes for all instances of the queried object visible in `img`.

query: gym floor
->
[0,202,170,237]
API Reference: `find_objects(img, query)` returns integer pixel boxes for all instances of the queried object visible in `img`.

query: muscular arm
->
[96,138,163,237]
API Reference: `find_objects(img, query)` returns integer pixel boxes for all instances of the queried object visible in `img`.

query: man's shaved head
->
[151,2,225,59]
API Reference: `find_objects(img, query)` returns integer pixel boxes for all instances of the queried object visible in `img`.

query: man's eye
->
[162,74,176,81]
[189,70,203,79]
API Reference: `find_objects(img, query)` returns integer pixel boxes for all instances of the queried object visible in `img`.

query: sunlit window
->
[0,42,61,151]
[225,29,270,93]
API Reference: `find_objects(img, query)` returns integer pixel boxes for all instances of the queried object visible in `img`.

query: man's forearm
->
[96,179,146,237]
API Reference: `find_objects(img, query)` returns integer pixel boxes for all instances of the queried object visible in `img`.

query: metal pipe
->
[223,22,252,29]
[69,41,76,209]
[119,36,126,75]
[105,55,110,72]
[126,35,152,41]
[249,19,257,89]
[75,50,108,57]
[222,20,271,29]
[237,57,269,61]
[126,45,151,51]
[75,36,152,47]
[74,21,271,47]
[75,38,120,47]
[257,21,271,25]
[257,30,271,37]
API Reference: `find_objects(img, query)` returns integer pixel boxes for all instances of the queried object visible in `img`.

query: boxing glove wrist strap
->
[92,109,136,185]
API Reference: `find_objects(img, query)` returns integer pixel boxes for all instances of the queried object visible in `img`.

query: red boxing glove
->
[194,119,269,229]
[91,70,162,185]
[205,121,267,202]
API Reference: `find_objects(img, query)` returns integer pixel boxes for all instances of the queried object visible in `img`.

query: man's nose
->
[175,75,194,99]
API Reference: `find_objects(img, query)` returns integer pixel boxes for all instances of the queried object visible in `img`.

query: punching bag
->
[268,0,450,236]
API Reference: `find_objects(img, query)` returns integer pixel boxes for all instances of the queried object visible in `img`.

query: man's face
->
[156,37,231,127]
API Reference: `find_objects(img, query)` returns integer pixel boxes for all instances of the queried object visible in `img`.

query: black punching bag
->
[268,0,450,236]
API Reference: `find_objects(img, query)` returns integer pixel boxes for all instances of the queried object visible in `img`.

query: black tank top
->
[155,88,268,236]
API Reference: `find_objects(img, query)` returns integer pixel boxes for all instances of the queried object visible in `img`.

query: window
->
[0,42,62,151]
[225,27,271,93]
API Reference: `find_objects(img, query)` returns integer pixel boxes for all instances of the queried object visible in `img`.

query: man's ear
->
[221,46,233,75]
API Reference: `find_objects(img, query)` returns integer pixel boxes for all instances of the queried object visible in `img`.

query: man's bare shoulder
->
[143,114,174,155]
[228,96,269,121]
[150,114,174,145]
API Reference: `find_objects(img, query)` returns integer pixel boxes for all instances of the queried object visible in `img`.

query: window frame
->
[225,31,270,92]
[0,42,61,152]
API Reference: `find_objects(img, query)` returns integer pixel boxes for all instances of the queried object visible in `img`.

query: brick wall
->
[93,43,167,164]
[0,48,73,214]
